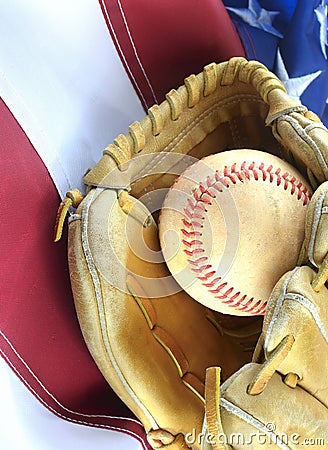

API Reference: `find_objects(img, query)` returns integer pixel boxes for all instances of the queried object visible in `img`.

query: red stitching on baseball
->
[188,256,208,265]
[181,229,202,237]
[181,218,193,228]
[180,159,311,315]
[183,209,204,220]
[182,239,202,247]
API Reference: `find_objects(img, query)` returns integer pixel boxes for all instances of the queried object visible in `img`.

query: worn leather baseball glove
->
[55,57,328,449]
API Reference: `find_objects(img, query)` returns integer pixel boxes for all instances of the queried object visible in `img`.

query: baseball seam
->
[181,160,311,315]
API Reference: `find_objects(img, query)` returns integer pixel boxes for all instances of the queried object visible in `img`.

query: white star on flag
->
[275,48,322,103]
[314,0,328,58]
[226,0,283,38]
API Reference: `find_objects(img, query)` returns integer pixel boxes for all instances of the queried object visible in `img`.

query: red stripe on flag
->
[99,0,245,109]
[0,98,149,448]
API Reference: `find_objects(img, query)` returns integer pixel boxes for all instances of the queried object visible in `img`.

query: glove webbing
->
[82,57,304,189]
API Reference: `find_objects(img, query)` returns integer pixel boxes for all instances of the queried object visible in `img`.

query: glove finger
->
[219,363,328,450]
[261,265,328,408]
[271,111,328,187]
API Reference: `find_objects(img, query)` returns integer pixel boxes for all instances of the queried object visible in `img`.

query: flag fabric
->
[99,0,245,111]
[1,2,328,450]
[0,2,245,449]
[223,0,328,124]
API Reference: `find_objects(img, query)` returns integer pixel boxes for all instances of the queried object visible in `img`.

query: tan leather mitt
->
[202,184,328,448]
[55,57,328,450]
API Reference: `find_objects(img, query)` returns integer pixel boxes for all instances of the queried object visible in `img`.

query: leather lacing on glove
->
[54,57,324,241]
[201,182,328,450]
[54,58,328,450]
[101,178,328,450]
[146,333,297,450]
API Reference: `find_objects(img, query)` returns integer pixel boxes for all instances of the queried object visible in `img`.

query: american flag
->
[223,0,328,125]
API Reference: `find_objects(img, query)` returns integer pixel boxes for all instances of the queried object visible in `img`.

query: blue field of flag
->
[223,0,328,125]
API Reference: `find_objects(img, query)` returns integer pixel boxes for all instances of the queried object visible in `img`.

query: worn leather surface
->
[68,187,259,448]
[259,265,328,408]
[67,58,328,449]
[219,363,328,450]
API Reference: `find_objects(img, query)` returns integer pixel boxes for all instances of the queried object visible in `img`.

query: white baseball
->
[158,149,312,316]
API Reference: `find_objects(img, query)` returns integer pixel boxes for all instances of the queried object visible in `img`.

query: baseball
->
[158,149,312,316]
